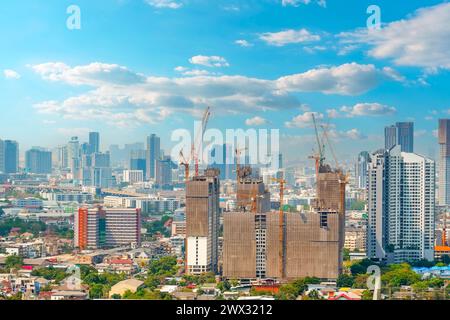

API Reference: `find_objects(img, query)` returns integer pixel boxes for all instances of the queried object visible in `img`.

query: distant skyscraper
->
[209,144,233,181]
[438,119,450,206]
[357,151,370,189]
[3,140,19,174]
[130,150,147,178]
[0,139,4,173]
[157,157,173,188]
[81,152,113,188]
[367,146,435,263]
[146,134,160,180]
[186,168,220,275]
[25,148,52,174]
[67,137,80,179]
[54,145,68,170]
[89,132,100,154]
[384,122,414,152]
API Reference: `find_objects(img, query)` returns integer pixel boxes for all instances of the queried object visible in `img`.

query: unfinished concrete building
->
[223,164,345,281]
[236,167,271,213]
[185,168,220,275]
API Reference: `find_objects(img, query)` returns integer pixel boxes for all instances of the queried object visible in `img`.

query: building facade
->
[0,140,19,174]
[185,169,220,275]
[356,151,369,189]
[384,122,414,152]
[438,119,450,205]
[146,134,160,180]
[74,207,141,250]
[366,146,435,263]
[25,148,52,174]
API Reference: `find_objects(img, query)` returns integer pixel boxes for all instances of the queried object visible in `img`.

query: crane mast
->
[193,107,211,176]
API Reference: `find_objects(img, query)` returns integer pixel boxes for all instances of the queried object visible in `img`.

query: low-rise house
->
[109,279,144,298]
[95,258,138,275]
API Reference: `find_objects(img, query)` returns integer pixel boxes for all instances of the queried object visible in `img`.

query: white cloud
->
[145,0,182,9]
[182,69,211,76]
[260,28,320,46]
[339,3,450,70]
[32,62,145,86]
[328,128,366,140]
[189,55,229,68]
[277,63,386,95]
[282,0,326,8]
[174,66,188,72]
[328,103,397,118]
[235,39,253,47]
[285,111,324,128]
[32,61,393,127]
[245,116,268,126]
[3,69,21,79]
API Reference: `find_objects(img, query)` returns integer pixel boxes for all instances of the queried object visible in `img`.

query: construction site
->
[180,107,347,281]
[222,114,347,281]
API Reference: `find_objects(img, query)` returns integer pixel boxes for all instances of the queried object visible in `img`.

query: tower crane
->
[192,106,211,176]
[271,176,286,279]
[308,113,326,181]
[179,149,190,182]
[235,147,248,183]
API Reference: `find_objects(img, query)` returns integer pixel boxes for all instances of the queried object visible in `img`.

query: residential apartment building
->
[74,207,141,250]
[438,119,450,205]
[366,145,435,263]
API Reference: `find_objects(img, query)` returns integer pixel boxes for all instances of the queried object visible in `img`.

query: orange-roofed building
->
[435,246,450,261]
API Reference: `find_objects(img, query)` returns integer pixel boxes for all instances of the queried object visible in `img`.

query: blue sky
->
[0,0,449,164]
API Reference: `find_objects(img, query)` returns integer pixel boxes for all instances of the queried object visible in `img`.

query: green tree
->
[381,263,421,288]
[5,255,23,270]
[350,200,366,210]
[343,248,351,261]
[337,274,355,288]
[89,283,105,299]
[148,256,178,276]
[350,259,375,276]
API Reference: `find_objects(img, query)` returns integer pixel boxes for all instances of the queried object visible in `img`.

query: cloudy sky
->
[0,0,449,165]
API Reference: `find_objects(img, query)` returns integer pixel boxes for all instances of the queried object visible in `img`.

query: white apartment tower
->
[438,119,450,205]
[367,145,435,263]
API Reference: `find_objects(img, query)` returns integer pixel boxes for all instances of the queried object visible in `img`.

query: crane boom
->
[193,107,211,176]
[272,176,286,279]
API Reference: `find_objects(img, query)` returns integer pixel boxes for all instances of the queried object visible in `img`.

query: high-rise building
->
[384,122,414,152]
[25,148,52,174]
[185,168,220,275]
[130,150,147,178]
[208,144,234,181]
[74,207,141,250]
[366,145,435,263]
[223,163,345,280]
[236,167,270,213]
[223,210,343,280]
[157,157,173,188]
[89,132,100,154]
[357,151,370,189]
[54,145,68,170]
[67,137,80,179]
[0,139,4,173]
[123,170,144,184]
[2,140,19,174]
[438,119,450,205]
[146,134,160,180]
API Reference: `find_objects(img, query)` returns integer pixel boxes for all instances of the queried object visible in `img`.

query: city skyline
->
[1,0,449,164]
